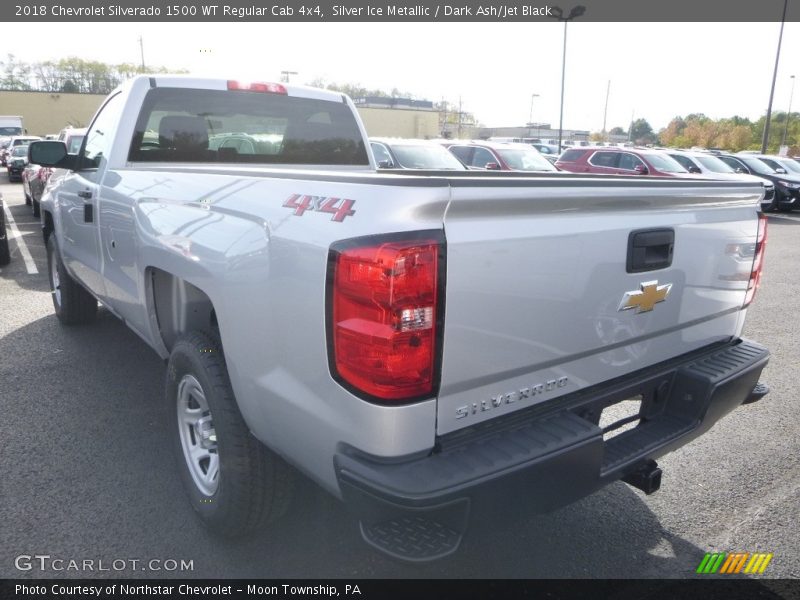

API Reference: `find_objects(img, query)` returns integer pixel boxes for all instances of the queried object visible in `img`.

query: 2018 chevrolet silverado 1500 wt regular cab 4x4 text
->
[29,76,770,561]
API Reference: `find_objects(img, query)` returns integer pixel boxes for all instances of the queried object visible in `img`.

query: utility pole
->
[628,109,634,143]
[602,80,611,142]
[781,75,795,150]
[458,96,463,139]
[529,93,540,137]
[762,0,789,153]
[138,35,146,73]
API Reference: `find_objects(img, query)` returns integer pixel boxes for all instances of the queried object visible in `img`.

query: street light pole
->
[528,93,540,137]
[550,5,586,151]
[781,75,795,150]
[602,80,611,142]
[761,0,788,154]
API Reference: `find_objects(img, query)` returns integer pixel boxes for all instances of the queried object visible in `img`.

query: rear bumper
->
[335,338,769,560]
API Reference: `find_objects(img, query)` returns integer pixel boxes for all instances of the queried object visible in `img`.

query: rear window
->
[129,87,368,166]
[559,149,586,162]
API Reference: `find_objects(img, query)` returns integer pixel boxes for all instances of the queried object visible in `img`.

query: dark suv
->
[556,146,690,177]
[716,153,800,212]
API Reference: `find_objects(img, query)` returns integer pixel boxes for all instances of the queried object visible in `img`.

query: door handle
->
[78,190,92,199]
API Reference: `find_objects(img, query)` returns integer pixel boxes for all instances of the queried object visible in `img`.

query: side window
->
[590,151,618,168]
[670,155,694,171]
[720,157,745,172]
[619,153,644,171]
[472,147,496,168]
[449,146,472,165]
[82,93,125,171]
[370,142,393,166]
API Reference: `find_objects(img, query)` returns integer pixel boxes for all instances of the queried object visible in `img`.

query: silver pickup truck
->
[29,76,770,561]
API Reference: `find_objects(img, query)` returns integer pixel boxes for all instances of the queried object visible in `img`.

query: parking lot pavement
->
[1,175,798,580]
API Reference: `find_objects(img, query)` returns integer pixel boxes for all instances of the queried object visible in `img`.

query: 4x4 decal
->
[283,194,356,222]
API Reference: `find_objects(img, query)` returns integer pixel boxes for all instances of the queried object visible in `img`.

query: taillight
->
[327,232,444,403]
[744,213,767,307]
[226,80,287,94]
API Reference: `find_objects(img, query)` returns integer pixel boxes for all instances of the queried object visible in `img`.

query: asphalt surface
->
[1,176,798,583]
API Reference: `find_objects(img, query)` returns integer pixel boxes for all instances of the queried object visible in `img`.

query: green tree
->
[630,118,656,145]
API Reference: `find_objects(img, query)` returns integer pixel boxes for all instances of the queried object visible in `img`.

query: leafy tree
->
[630,118,656,145]
[609,126,625,136]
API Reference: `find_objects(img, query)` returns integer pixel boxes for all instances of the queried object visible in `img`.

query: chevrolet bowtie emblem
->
[619,280,672,313]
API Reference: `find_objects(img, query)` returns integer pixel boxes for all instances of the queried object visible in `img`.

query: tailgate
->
[437,177,763,435]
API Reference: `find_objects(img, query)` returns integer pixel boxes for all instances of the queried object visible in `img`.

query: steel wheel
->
[50,248,62,308]
[176,374,219,496]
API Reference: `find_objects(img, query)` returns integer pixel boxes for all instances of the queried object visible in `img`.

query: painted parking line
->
[2,198,39,274]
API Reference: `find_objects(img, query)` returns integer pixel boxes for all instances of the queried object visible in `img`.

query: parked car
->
[443,140,558,172]
[665,150,777,212]
[57,127,87,154]
[25,128,86,217]
[529,143,561,163]
[716,153,800,212]
[6,145,29,182]
[556,146,691,177]
[370,138,467,170]
[0,136,41,166]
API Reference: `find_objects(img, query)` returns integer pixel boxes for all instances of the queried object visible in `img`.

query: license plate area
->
[599,396,643,441]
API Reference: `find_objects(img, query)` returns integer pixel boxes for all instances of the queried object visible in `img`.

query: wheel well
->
[148,268,218,353]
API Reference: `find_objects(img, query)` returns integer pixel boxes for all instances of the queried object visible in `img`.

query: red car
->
[442,140,558,172]
[555,146,690,177]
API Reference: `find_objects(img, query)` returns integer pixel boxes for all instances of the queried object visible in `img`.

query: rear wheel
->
[167,331,294,537]
[46,235,97,324]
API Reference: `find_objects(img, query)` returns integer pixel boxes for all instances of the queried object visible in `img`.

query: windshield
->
[738,157,777,175]
[779,159,800,174]
[645,153,688,173]
[391,143,466,170]
[695,155,736,173]
[10,145,28,157]
[769,157,800,175]
[496,148,557,171]
[0,127,22,136]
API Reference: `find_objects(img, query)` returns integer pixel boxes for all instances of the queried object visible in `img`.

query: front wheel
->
[167,331,294,537]
[46,235,97,324]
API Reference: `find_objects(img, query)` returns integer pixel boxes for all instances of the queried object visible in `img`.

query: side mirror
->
[28,141,74,169]
[735,167,746,174]
[485,162,501,170]
[634,164,649,175]
[775,168,787,174]
[688,165,701,174]
[377,159,394,169]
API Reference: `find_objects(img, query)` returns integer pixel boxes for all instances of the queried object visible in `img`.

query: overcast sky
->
[5,21,800,133]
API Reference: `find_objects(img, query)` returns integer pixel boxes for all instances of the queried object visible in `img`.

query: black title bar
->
[3,0,800,22]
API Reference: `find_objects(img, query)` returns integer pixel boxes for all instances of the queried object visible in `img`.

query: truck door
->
[56,93,124,299]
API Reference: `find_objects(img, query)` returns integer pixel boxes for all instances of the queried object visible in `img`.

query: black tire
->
[167,331,294,538]
[32,199,40,218]
[0,220,9,266]
[46,235,97,324]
